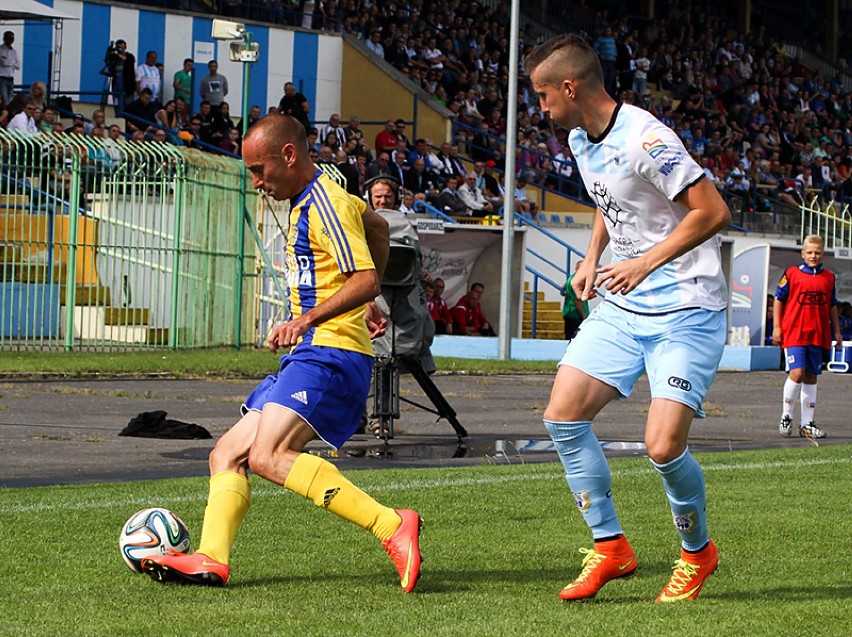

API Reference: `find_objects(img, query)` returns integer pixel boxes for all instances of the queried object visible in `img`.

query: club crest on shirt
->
[590,181,622,228]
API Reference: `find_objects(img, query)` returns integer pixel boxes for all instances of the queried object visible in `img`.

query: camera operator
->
[364,176,437,437]
[103,39,136,110]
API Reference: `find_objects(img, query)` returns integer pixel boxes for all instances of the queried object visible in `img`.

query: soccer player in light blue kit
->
[526,34,731,603]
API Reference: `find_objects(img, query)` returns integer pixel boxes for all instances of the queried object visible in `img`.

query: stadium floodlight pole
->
[213,19,258,349]
[234,30,254,349]
[498,0,521,361]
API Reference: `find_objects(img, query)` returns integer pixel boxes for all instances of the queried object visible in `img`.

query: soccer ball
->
[119,507,191,573]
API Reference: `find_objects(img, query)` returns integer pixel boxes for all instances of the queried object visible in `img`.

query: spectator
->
[319,113,345,145]
[0,31,20,107]
[458,172,494,218]
[374,119,399,154]
[28,80,47,109]
[365,152,393,180]
[200,60,228,113]
[277,81,310,132]
[306,127,322,154]
[425,279,453,334]
[39,106,56,133]
[593,26,618,97]
[236,105,262,135]
[342,114,363,144]
[451,282,496,336]
[219,127,241,155]
[7,100,37,134]
[124,88,159,133]
[155,100,179,133]
[394,118,412,149]
[388,147,408,185]
[404,157,441,200]
[436,175,469,216]
[513,177,538,218]
[399,189,417,215]
[136,50,161,102]
[85,109,107,135]
[173,58,194,108]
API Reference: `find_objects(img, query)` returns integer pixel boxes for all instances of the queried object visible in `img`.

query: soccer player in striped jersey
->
[526,34,731,603]
[772,234,842,439]
[142,115,422,593]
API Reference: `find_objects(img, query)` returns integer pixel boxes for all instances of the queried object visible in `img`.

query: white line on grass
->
[1,456,849,516]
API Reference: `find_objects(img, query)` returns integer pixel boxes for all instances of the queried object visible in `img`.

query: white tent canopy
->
[0,0,78,21]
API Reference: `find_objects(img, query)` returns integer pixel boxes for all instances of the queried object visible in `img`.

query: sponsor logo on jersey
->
[673,511,697,533]
[642,136,668,158]
[642,135,685,175]
[668,376,692,391]
[797,290,827,306]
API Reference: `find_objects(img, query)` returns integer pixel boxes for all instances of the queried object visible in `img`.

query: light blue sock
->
[651,447,709,551]
[544,420,622,540]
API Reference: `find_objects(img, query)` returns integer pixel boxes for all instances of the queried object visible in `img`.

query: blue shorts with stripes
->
[242,344,373,449]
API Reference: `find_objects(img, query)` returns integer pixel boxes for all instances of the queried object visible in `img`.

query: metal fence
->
[0,130,277,351]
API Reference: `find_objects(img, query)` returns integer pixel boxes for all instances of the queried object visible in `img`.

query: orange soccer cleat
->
[381,509,422,593]
[559,535,637,600]
[656,540,718,602]
[141,550,230,586]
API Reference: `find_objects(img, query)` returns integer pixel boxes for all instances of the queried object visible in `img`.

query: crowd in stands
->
[2,0,852,222]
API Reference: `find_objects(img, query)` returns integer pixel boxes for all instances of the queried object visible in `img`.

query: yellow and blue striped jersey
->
[286,170,375,356]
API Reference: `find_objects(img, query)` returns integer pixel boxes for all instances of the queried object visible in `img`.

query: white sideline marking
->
[1,456,849,516]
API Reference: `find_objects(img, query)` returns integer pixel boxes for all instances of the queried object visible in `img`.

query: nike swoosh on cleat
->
[201,561,220,568]
[400,540,414,590]
[661,584,702,601]
[618,558,636,571]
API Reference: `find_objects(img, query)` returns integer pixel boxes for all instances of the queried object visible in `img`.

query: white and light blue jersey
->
[570,103,727,313]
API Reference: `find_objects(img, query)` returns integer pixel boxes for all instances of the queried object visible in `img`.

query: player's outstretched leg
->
[142,471,249,586]
[559,534,637,600]
[284,453,422,592]
[656,539,718,602]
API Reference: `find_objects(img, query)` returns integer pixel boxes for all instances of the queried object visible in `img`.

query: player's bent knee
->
[645,439,686,464]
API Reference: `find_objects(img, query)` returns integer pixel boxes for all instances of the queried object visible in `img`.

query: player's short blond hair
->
[802,234,825,248]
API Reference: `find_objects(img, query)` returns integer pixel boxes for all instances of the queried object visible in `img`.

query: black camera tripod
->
[370,353,467,442]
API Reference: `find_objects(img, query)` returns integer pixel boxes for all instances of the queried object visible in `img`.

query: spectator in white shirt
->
[458,172,495,218]
[0,31,21,106]
[136,51,161,102]
[7,101,38,134]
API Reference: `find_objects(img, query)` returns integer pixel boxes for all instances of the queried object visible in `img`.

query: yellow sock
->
[284,453,401,541]
[196,471,251,565]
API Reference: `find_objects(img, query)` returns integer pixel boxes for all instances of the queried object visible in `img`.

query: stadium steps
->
[522,287,564,339]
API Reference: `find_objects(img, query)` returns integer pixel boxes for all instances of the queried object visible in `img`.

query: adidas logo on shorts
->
[290,390,308,405]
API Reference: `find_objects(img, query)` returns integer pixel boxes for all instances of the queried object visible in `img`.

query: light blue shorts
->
[242,344,374,450]
[560,301,727,412]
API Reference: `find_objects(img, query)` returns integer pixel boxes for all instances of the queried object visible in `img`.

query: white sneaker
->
[799,422,826,439]
[778,415,793,437]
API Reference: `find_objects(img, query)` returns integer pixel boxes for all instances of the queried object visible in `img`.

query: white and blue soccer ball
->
[119,507,191,573]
